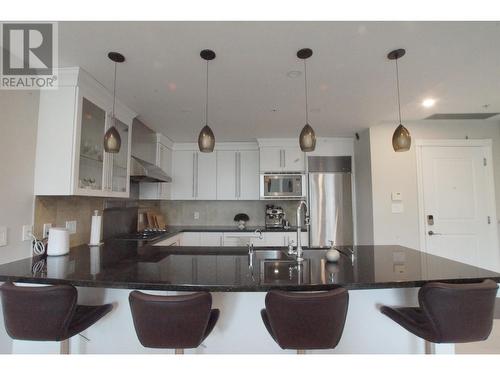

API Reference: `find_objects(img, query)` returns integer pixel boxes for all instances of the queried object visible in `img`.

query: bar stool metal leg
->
[425,341,455,355]
[60,339,70,354]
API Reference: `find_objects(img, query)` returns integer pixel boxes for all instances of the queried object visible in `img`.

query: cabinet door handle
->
[192,152,196,198]
[195,153,199,198]
[237,152,241,198]
[282,149,286,168]
[235,152,238,199]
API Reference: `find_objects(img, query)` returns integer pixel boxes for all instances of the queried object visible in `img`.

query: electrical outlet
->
[0,226,7,247]
[43,223,52,238]
[22,225,33,241]
[194,212,200,220]
[65,220,77,234]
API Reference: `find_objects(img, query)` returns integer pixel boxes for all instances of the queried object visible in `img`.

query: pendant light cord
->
[205,60,209,125]
[112,61,117,119]
[395,57,402,125]
[303,59,309,125]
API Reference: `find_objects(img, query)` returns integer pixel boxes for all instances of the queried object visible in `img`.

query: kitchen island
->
[0,241,498,354]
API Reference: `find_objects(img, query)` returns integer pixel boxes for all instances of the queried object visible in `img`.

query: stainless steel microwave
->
[259,173,306,200]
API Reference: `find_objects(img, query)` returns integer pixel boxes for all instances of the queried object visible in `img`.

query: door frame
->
[415,139,498,255]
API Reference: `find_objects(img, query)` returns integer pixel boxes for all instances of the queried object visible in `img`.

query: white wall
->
[0,90,40,353]
[369,119,500,249]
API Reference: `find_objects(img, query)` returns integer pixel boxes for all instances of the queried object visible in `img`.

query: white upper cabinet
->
[216,150,237,200]
[259,148,282,172]
[171,148,217,200]
[34,67,136,197]
[239,150,260,200]
[283,148,305,172]
[216,145,259,200]
[197,152,217,200]
[171,150,196,200]
[257,139,305,173]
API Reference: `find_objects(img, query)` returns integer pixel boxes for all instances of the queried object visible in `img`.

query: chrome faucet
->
[295,201,308,262]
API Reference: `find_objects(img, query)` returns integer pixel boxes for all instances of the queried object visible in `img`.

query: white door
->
[197,152,217,200]
[172,151,195,200]
[239,150,260,200]
[217,150,237,200]
[418,142,499,271]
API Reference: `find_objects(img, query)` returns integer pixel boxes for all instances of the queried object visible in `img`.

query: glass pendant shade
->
[198,124,215,153]
[104,119,121,153]
[105,52,124,154]
[299,123,316,152]
[392,123,411,152]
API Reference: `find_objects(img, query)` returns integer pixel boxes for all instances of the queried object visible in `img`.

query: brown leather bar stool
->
[129,291,220,354]
[0,282,113,354]
[381,279,498,352]
[260,288,349,354]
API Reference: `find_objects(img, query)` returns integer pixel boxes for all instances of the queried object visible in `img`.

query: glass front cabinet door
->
[74,88,132,197]
[34,68,136,197]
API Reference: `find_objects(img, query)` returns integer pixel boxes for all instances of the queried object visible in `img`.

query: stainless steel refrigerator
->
[308,156,353,248]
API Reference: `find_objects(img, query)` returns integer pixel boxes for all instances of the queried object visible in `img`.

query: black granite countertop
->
[0,240,498,291]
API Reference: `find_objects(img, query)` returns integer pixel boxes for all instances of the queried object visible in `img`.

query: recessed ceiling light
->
[286,70,302,78]
[422,98,436,108]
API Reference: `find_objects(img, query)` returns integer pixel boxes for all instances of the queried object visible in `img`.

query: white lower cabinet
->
[176,232,224,246]
[223,233,260,247]
[202,233,224,246]
[153,234,181,247]
[265,231,309,247]
[180,232,200,246]
[154,231,308,248]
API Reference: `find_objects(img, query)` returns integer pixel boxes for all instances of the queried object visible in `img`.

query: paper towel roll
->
[89,210,102,246]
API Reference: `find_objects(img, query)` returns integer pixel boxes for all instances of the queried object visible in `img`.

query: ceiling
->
[58,21,500,142]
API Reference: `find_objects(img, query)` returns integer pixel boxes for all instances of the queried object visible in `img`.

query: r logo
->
[2,23,54,75]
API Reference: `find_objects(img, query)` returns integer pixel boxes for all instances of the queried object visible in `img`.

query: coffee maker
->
[265,205,285,229]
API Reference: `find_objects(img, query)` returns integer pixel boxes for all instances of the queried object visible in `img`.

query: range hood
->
[130,156,172,183]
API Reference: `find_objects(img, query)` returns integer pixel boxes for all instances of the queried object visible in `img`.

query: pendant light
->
[297,48,316,152]
[387,48,411,152]
[104,52,124,153]
[198,49,216,153]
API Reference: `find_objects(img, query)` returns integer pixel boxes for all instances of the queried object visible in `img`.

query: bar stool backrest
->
[129,291,213,349]
[265,288,348,350]
[419,279,498,343]
[0,282,77,341]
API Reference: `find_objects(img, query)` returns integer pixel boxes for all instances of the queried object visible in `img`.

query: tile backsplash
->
[34,196,160,247]
[160,200,301,227]
[34,196,302,248]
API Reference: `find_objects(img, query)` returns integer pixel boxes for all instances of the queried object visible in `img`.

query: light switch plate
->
[65,220,77,234]
[194,212,200,220]
[391,203,404,213]
[22,225,33,241]
[0,226,7,247]
[391,192,403,201]
[393,264,406,274]
[43,223,52,238]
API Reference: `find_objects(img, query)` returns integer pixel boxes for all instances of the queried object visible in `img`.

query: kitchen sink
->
[253,249,293,261]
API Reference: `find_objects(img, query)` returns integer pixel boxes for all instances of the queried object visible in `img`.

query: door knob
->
[428,230,442,236]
